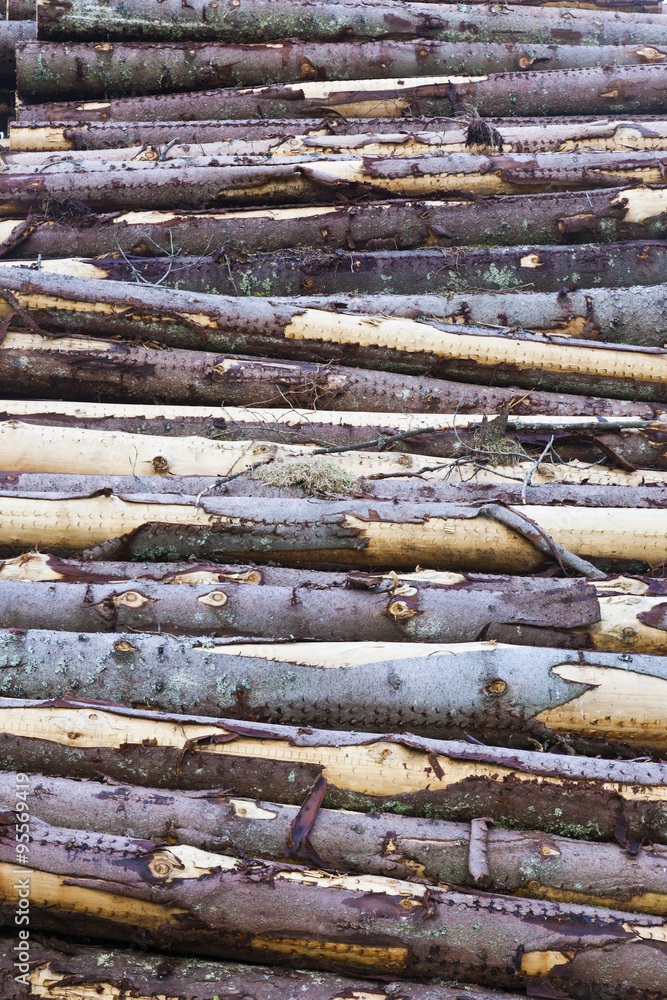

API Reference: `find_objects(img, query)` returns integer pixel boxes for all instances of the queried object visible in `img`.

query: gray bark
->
[0,21,35,86]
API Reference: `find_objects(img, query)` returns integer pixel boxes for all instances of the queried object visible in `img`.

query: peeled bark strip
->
[17,41,667,101]
[0,939,527,1000]
[1,698,667,839]
[3,271,667,401]
[6,152,667,216]
[0,492,666,573]
[0,22,36,87]
[34,0,667,46]
[20,66,667,122]
[4,333,663,416]
[5,628,667,743]
[10,242,667,296]
[7,774,667,915]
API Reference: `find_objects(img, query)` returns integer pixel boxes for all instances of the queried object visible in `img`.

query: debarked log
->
[3,332,662,416]
[18,66,667,121]
[4,629,667,746]
[2,817,667,998]
[34,0,667,46]
[7,773,667,914]
[0,492,665,573]
[0,938,529,1000]
[2,270,667,400]
[1,699,667,837]
[18,41,667,101]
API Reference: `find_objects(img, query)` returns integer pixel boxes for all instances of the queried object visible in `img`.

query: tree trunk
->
[5,0,35,16]
[4,623,667,744]
[5,151,667,214]
[34,0,667,46]
[10,242,667,296]
[0,938,528,1000]
[3,816,667,998]
[1,697,667,839]
[17,41,667,101]
[0,492,665,573]
[3,331,661,416]
[2,270,667,401]
[0,22,35,87]
[19,66,667,121]
[7,773,667,915]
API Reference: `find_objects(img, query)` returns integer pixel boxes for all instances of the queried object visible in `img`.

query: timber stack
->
[2,0,667,997]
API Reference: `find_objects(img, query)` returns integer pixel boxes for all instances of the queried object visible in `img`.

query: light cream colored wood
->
[213,640,506,667]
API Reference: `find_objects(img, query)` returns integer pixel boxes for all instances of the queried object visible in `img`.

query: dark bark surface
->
[0,21,35,86]
[6,772,667,914]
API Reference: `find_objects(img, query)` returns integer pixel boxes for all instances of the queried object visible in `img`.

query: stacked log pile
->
[2,1,667,998]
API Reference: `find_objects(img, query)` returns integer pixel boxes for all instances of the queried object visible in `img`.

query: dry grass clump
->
[252,456,356,494]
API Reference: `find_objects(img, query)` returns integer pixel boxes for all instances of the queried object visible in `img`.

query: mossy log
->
[1,698,667,842]
[6,772,667,914]
[0,492,665,573]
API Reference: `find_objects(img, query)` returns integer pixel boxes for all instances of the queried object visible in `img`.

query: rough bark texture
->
[0,938,529,1000]
[0,491,666,574]
[6,772,667,914]
[3,815,667,998]
[17,40,667,100]
[4,332,663,415]
[0,699,666,836]
[35,0,667,46]
[4,628,667,748]
[19,66,667,121]
[0,22,35,87]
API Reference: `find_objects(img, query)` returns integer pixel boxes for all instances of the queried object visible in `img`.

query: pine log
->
[5,628,667,743]
[19,67,667,121]
[2,271,667,400]
[11,115,667,154]
[7,773,667,915]
[0,492,665,573]
[0,22,35,87]
[1,699,667,840]
[3,817,667,997]
[8,242,666,296]
[5,0,35,15]
[0,938,527,1000]
[4,332,662,416]
[6,152,667,216]
[16,41,667,101]
[34,0,667,45]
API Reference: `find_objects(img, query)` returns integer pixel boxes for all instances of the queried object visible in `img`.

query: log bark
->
[0,492,665,573]
[0,22,35,87]
[16,41,667,101]
[7,772,667,915]
[0,698,667,839]
[35,0,667,46]
[5,0,35,16]
[0,938,528,1000]
[2,271,667,401]
[5,152,667,215]
[2,816,666,997]
[9,242,667,296]
[19,66,667,121]
[11,115,667,154]
[3,403,664,469]
[4,626,667,744]
[3,331,661,416]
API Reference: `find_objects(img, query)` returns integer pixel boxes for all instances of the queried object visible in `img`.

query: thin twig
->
[521,435,554,504]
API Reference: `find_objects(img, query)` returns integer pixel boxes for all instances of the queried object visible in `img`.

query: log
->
[0,938,528,1000]
[34,0,667,46]
[2,816,666,997]
[4,331,662,416]
[8,242,667,296]
[2,419,665,483]
[6,0,35,16]
[7,773,667,914]
[19,67,667,121]
[0,698,667,839]
[0,492,665,573]
[4,628,667,743]
[5,152,667,215]
[2,271,667,400]
[16,41,667,101]
[0,22,35,87]
[10,115,667,154]
[3,402,664,469]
